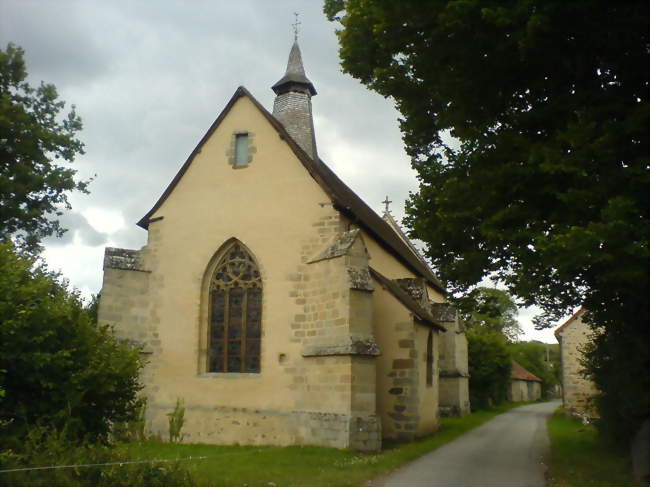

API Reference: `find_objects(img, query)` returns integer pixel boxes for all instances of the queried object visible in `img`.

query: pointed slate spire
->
[272,40,318,160]
[272,41,317,96]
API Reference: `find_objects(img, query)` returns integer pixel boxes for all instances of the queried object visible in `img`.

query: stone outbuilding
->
[554,307,599,417]
[98,40,469,452]
[508,361,542,402]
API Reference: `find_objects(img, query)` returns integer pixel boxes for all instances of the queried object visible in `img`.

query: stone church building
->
[98,41,469,452]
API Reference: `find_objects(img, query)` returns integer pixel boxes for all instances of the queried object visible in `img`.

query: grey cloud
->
[43,211,108,248]
[3,0,425,297]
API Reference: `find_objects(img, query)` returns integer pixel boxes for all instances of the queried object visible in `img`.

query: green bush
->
[0,242,143,440]
[0,426,195,487]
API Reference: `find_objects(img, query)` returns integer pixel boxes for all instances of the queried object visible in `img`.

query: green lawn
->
[546,409,642,487]
[120,402,531,487]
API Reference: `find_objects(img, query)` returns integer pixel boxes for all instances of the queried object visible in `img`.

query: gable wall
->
[558,315,599,417]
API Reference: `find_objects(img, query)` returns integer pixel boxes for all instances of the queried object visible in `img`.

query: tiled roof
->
[511,360,542,382]
[369,267,446,332]
[137,86,446,293]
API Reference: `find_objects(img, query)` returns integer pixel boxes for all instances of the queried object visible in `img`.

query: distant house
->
[554,308,599,417]
[508,361,542,402]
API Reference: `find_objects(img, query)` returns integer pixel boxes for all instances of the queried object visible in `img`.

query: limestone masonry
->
[98,40,469,451]
[555,308,599,418]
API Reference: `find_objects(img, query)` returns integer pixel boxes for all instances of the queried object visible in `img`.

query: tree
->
[466,330,511,410]
[0,43,86,252]
[460,287,518,410]
[325,0,648,446]
[0,242,143,440]
[456,287,522,341]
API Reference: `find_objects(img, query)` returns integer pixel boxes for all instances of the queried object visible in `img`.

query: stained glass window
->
[208,241,262,373]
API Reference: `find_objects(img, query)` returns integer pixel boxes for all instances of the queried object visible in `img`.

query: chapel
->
[98,40,469,452]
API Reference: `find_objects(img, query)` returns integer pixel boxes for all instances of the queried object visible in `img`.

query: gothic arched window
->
[208,241,262,373]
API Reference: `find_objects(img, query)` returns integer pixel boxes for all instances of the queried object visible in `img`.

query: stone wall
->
[436,305,470,416]
[557,313,599,417]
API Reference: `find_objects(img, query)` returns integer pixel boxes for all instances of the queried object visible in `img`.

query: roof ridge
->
[553,306,586,338]
[511,360,543,382]
[369,267,446,332]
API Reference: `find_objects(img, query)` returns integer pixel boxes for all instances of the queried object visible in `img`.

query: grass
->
[119,401,532,487]
[546,408,642,487]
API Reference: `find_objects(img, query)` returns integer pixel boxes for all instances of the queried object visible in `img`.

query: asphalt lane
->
[378,400,560,487]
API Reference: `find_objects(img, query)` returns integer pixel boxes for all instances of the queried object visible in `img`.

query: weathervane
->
[292,12,301,41]
[382,196,393,215]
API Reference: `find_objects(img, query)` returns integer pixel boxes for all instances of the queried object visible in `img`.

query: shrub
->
[167,399,186,444]
[0,242,143,440]
[0,426,195,487]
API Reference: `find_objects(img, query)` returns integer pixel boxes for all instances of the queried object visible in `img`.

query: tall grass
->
[546,409,642,487]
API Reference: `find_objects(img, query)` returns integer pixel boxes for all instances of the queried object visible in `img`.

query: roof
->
[382,211,433,271]
[369,267,446,332]
[511,361,543,382]
[554,307,586,338]
[137,86,446,293]
[272,41,316,96]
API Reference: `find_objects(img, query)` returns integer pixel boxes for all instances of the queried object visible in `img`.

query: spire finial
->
[382,196,393,215]
[292,12,301,41]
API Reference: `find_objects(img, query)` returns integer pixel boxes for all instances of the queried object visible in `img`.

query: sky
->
[1,0,563,342]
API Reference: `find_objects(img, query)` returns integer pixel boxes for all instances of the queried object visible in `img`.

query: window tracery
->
[208,241,262,373]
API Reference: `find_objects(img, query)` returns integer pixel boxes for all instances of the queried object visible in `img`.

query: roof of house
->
[137,86,446,293]
[511,360,542,382]
[553,307,586,338]
[369,267,446,332]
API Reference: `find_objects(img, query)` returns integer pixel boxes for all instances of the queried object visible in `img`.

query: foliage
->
[466,329,511,410]
[167,398,186,444]
[0,426,195,487]
[113,398,148,443]
[508,340,560,397]
[457,286,522,341]
[325,0,649,446]
[119,402,528,487]
[581,319,650,449]
[0,242,143,440]
[547,409,643,487]
[0,43,87,252]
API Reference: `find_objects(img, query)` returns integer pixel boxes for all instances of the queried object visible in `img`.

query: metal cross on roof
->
[382,196,392,214]
[292,12,301,41]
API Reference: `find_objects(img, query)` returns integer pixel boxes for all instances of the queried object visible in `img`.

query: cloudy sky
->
[1,0,562,342]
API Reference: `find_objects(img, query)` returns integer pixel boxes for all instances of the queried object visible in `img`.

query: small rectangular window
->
[234,133,249,167]
[426,330,434,387]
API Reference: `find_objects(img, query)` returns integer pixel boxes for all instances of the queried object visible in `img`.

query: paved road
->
[378,400,560,487]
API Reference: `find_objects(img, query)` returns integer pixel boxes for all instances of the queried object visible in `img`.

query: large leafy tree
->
[461,287,518,410]
[325,0,649,446]
[465,330,511,411]
[0,43,86,251]
[457,286,522,341]
[0,243,143,440]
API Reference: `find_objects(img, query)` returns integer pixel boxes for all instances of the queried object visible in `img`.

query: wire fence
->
[0,448,268,474]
